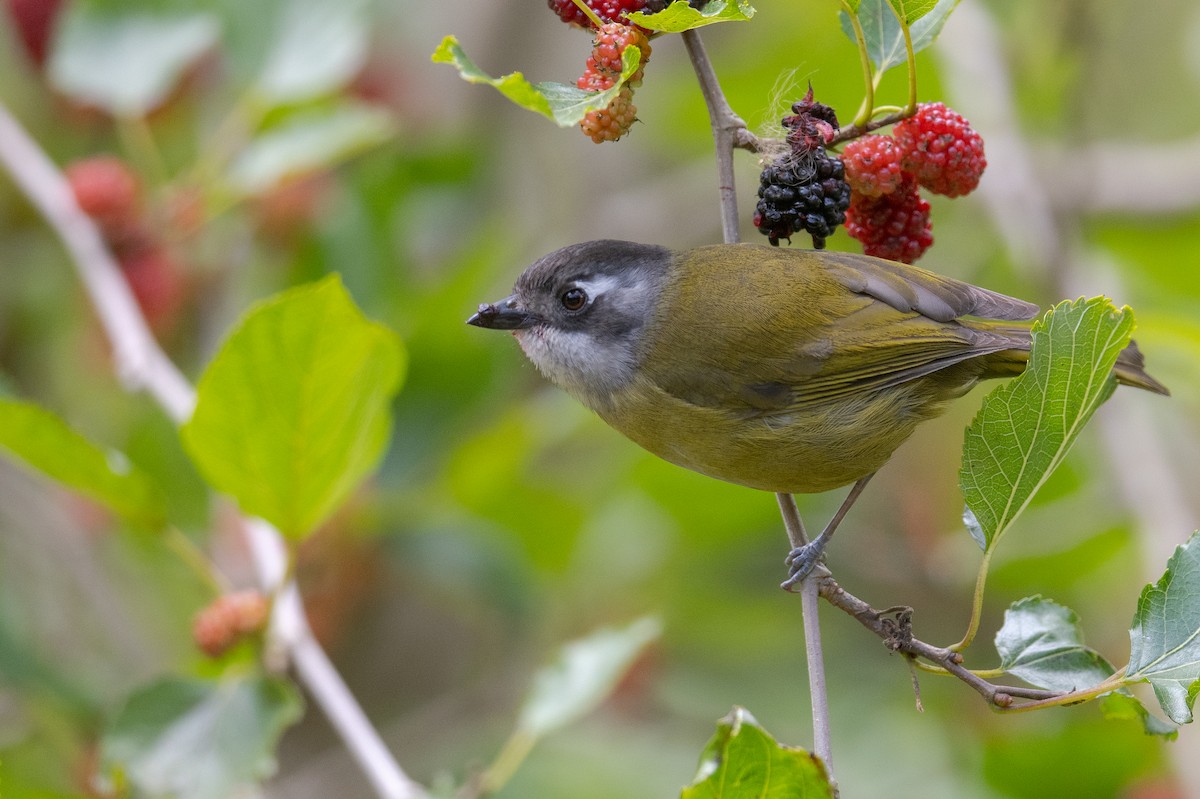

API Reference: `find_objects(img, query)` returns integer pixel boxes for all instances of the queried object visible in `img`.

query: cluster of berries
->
[577,22,651,143]
[753,90,852,249]
[192,590,271,658]
[841,103,986,263]
[548,0,703,28]
[65,156,191,333]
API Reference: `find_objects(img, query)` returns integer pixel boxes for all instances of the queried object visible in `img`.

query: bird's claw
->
[780,541,825,591]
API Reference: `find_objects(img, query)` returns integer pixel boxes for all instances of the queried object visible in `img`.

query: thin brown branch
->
[827,109,915,147]
[816,575,1061,710]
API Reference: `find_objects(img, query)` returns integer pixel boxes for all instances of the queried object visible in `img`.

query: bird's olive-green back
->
[637,245,1033,416]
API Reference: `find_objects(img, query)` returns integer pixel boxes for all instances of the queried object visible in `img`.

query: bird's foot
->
[781,538,828,591]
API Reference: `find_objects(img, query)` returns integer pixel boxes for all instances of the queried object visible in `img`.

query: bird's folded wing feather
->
[647,249,1039,414]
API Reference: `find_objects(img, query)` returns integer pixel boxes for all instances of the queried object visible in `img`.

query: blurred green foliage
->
[0,0,1198,797]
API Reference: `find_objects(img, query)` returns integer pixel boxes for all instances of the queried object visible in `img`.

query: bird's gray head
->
[467,240,671,408]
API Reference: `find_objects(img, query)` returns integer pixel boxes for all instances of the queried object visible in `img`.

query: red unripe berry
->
[589,22,651,85]
[845,176,933,263]
[580,87,637,143]
[119,246,187,332]
[65,156,140,223]
[548,0,649,28]
[841,135,906,198]
[193,590,270,658]
[893,102,986,197]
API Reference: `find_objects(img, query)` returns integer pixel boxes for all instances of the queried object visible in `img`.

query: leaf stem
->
[840,1,875,128]
[996,669,1128,714]
[569,0,605,29]
[900,14,918,113]
[952,547,993,652]
[475,729,537,797]
[165,526,229,595]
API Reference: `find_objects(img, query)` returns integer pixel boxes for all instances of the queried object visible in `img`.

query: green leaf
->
[181,276,405,538]
[626,0,756,32]
[0,398,165,528]
[1100,693,1178,739]
[838,0,958,74]
[681,707,834,799]
[255,0,370,104]
[227,103,396,195]
[518,616,661,738]
[994,596,1115,692]
[431,35,642,127]
[49,1,219,115]
[99,673,303,799]
[886,0,938,24]
[960,298,1134,551]
[1126,530,1200,724]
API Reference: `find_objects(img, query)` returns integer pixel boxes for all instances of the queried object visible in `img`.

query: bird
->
[467,240,1168,586]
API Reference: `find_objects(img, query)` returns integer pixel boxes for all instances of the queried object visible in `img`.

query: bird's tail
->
[980,325,1169,396]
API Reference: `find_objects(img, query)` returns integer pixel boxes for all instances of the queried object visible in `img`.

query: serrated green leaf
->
[49,1,219,115]
[682,707,834,799]
[960,298,1134,551]
[995,596,1115,692]
[1126,531,1200,724]
[838,0,958,74]
[626,0,755,33]
[227,103,396,195]
[254,0,369,103]
[0,398,165,528]
[431,35,641,127]
[1100,693,1178,739]
[518,616,660,738]
[99,674,303,799]
[886,0,937,24]
[181,276,405,539]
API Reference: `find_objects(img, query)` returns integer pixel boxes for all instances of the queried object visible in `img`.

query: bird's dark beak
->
[466,296,537,330]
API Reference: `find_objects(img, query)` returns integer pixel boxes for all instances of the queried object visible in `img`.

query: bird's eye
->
[561,288,588,311]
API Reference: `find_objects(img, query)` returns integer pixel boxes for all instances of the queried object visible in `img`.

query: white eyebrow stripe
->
[572,275,623,299]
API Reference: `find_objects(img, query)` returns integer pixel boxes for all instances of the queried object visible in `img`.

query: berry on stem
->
[754,148,851,248]
[588,22,651,85]
[844,176,933,263]
[548,0,649,28]
[65,155,140,224]
[580,88,638,143]
[893,102,986,197]
[193,590,270,658]
[841,135,905,198]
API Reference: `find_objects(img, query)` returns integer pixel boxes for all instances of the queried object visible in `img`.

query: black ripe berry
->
[754,148,851,249]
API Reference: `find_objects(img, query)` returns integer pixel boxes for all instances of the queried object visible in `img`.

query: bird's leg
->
[781,473,875,590]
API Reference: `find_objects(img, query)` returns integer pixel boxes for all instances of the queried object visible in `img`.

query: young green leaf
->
[960,298,1134,551]
[49,1,219,115]
[181,276,405,539]
[431,35,642,127]
[994,596,1115,692]
[99,674,303,799]
[227,103,396,195]
[681,707,834,799]
[518,616,661,738]
[838,0,958,74]
[0,398,165,528]
[626,0,756,33]
[1100,693,1178,739]
[1126,530,1200,724]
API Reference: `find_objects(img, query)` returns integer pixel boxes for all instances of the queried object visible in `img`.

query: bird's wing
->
[818,250,1040,322]
[644,247,1039,415]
